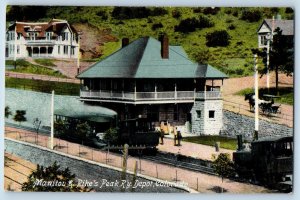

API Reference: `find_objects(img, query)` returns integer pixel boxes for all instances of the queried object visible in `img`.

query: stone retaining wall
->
[5,138,189,193]
[222,111,293,140]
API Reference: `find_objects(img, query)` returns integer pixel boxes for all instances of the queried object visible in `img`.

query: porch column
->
[212,79,214,89]
[111,79,113,97]
[31,47,33,57]
[89,79,92,96]
[194,79,197,100]
[134,80,137,101]
[155,83,157,99]
[174,83,177,100]
[46,46,48,57]
[122,79,125,99]
[38,46,41,57]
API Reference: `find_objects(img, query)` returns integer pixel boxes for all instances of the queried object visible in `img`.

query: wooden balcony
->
[80,90,222,104]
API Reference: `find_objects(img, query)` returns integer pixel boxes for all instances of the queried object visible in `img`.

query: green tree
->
[5,106,12,118]
[75,121,90,140]
[21,162,90,192]
[103,128,119,145]
[13,110,27,126]
[258,28,294,93]
[54,119,67,137]
[212,153,235,193]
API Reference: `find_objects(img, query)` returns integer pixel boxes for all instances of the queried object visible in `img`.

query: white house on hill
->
[6,19,80,60]
[257,16,294,48]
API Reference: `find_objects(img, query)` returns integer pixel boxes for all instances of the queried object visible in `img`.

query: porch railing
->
[80,90,222,102]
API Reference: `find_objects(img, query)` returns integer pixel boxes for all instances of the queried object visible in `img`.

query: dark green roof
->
[77,37,228,79]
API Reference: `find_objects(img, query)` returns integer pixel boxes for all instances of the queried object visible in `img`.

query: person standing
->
[174,127,178,146]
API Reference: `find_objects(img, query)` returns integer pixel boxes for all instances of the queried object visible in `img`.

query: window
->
[63,45,68,55]
[17,45,20,54]
[58,46,60,54]
[260,35,268,46]
[209,110,215,119]
[196,110,201,119]
[62,32,68,41]
[71,47,75,55]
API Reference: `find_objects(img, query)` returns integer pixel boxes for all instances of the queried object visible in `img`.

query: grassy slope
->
[6,59,65,78]
[6,7,293,77]
[6,77,80,96]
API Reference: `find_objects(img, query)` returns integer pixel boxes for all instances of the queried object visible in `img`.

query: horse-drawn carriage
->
[245,93,281,116]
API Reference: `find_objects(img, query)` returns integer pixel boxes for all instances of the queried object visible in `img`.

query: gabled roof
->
[257,19,294,35]
[7,19,77,38]
[77,37,228,79]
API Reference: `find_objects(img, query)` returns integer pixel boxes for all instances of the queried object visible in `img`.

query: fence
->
[223,100,293,127]
[4,129,207,192]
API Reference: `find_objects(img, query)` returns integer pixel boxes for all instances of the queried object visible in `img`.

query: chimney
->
[122,38,129,48]
[160,34,169,59]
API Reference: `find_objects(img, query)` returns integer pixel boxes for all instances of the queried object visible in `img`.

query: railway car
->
[233,136,293,190]
[118,117,160,148]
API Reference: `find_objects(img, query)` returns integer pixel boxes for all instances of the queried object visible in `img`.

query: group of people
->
[159,126,182,146]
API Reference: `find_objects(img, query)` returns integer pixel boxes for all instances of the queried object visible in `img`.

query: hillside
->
[6,6,294,77]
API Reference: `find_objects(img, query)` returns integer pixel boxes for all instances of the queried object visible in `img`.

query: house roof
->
[7,19,77,38]
[258,19,294,35]
[77,37,228,79]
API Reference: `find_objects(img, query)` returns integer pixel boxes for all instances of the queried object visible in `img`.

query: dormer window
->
[46,32,52,40]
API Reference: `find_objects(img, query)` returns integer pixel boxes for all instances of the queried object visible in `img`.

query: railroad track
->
[142,153,217,176]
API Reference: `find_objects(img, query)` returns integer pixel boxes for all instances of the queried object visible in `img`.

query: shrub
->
[111,7,167,20]
[285,7,294,14]
[203,7,220,15]
[172,9,181,19]
[151,22,164,31]
[174,15,214,33]
[206,30,231,47]
[96,10,108,20]
[193,8,203,13]
[240,9,262,22]
[228,24,236,30]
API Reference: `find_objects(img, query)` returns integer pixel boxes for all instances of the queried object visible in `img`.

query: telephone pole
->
[254,54,259,140]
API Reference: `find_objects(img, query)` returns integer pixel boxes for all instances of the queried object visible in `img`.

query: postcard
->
[4,5,294,193]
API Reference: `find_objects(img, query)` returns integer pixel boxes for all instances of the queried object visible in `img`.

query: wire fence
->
[5,129,208,192]
[223,100,293,127]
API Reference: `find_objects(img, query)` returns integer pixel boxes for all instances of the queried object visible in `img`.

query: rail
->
[80,90,222,101]
[223,99,293,127]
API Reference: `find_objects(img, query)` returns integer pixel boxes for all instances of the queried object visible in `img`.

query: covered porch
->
[79,78,223,104]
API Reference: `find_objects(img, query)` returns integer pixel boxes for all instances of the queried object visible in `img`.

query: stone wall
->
[5,139,189,193]
[203,100,223,135]
[190,101,205,135]
[190,100,223,135]
[222,110,293,140]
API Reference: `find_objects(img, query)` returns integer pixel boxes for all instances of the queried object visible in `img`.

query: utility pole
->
[77,31,82,75]
[254,54,259,141]
[50,90,55,149]
[14,22,17,69]
[266,34,270,91]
